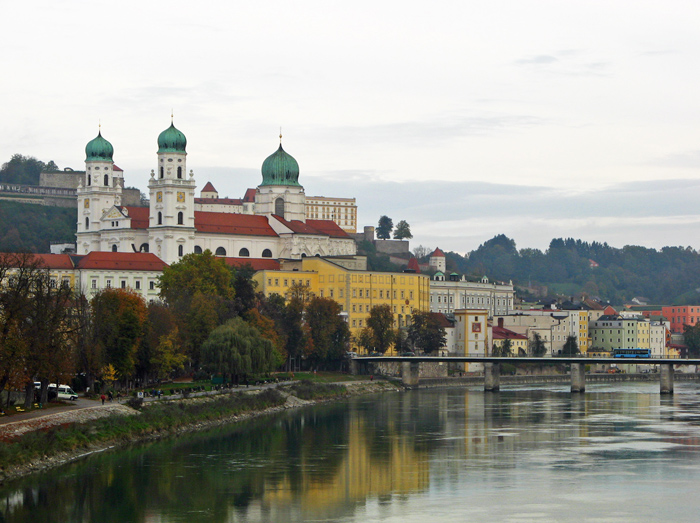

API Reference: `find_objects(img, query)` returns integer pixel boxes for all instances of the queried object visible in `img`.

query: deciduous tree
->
[561,335,580,356]
[366,304,396,354]
[305,297,350,367]
[393,220,412,240]
[529,332,547,357]
[376,216,393,240]
[407,311,446,354]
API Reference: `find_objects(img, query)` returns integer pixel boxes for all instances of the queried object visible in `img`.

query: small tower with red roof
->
[429,247,446,273]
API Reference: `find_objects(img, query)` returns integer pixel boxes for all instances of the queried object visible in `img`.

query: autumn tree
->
[304,297,350,367]
[407,311,446,354]
[245,308,285,366]
[138,301,185,383]
[366,304,396,354]
[91,288,148,385]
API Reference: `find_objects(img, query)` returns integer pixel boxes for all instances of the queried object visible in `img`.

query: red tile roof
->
[429,312,454,328]
[194,212,278,236]
[113,165,123,172]
[194,197,243,206]
[201,181,217,193]
[492,326,528,340]
[32,254,75,270]
[123,206,150,229]
[431,247,445,258]
[305,219,351,238]
[272,215,323,234]
[76,252,168,271]
[223,257,281,271]
[407,257,420,272]
[243,188,257,202]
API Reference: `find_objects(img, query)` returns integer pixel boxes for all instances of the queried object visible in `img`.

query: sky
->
[2,1,700,255]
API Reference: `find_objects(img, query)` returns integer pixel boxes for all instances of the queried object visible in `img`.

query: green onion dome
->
[85,131,114,162]
[157,123,187,153]
[261,144,300,186]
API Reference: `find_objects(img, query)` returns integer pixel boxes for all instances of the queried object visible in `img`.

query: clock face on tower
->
[84,199,90,208]
[177,192,185,203]
[157,192,162,202]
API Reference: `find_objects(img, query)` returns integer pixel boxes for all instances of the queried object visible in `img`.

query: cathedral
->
[75,121,357,265]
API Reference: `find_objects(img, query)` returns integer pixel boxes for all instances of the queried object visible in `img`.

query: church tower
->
[76,129,123,254]
[255,136,306,222]
[148,119,196,263]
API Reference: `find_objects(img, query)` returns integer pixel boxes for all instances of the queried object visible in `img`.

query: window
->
[140,243,149,253]
[239,248,250,257]
[111,244,117,252]
[104,174,109,186]
[150,281,155,290]
[262,249,272,258]
[178,245,184,257]
[121,281,126,289]
[135,280,141,290]
[106,280,112,288]
[87,174,91,186]
[85,217,89,229]
[160,166,164,178]
[284,279,288,287]
[215,247,226,256]
[194,245,202,254]
[177,212,183,225]
[274,197,284,218]
[158,212,162,225]
[177,166,182,179]
[91,279,97,289]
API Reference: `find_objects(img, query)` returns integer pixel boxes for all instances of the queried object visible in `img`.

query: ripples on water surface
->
[3,381,700,522]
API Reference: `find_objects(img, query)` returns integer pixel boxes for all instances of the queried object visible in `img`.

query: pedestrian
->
[100,394,106,405]
[108,390,113,402]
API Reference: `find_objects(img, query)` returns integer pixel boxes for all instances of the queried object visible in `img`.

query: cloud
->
[648,150,700,169]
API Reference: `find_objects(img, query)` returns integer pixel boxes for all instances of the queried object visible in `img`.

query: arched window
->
[87,174,91,186]
[239,248,250,257]
[140,243,149,253]
[104,174,109,186]
[274,197,284,218]
[159,166,164,179]
[157,212,162,225]
[177,212,183,225]
[177,166,182,179]
[194,245,202,254]
[111,244,117,252]
[301,253,307,257]
[215,247,226,256]
[178,245,184,257]
[85,217,89,229]
[262,249,272,258]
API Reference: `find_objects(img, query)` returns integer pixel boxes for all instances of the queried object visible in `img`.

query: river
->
[3,382,700,522]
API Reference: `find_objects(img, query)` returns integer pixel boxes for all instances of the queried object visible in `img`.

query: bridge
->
[350,356,700,394]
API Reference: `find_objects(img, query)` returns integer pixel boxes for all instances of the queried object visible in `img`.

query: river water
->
[4,382,700,522]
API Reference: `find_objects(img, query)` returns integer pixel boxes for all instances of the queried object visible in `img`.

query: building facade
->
[75,123,357,265]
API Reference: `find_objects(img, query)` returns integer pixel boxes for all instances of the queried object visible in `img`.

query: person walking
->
[100,394,106,405]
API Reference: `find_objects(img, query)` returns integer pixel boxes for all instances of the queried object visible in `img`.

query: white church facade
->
[76,122,357,265]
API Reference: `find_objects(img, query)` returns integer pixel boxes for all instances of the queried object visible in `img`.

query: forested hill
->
[444,235,700,305]
[0,201,76,253]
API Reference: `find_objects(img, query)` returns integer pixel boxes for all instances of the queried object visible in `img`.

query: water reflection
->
[4,383,700,522]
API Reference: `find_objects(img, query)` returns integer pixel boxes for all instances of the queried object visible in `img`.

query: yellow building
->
[253,257,430,353]
[305,196,357,233]
[453,309,489,372]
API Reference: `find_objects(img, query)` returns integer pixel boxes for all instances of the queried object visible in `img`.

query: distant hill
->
[444,234,700,306]
[0,200,76,253]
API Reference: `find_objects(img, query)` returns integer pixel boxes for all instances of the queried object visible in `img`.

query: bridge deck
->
[354,356,699,365]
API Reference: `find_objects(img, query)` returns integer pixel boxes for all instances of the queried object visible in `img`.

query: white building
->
[76,123,357,265]
[430,273,515,318]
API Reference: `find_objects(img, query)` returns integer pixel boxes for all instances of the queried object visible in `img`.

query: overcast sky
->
[2,1,700,254]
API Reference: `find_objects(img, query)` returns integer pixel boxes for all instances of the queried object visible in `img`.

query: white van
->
[48,384,78,401]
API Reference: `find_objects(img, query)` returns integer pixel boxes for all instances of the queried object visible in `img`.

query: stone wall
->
[367,360,448,379]
[40,169,84,189]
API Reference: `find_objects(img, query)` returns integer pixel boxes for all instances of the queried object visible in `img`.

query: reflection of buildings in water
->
[262,413,429,512]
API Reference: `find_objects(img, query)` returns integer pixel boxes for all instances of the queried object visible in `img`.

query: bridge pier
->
[660,364,674,394]
[570,363,585,393]
[349,359,359,376]
[401,362,420,387]
[484,363,500,392]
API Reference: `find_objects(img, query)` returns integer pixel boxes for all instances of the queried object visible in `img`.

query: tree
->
[0,154,54,185]
[159,250,235,304]
[393,220,413,240]
[365,304,396,354]
[561,335,580,356]
[201,317,277,383]
[245,308,285,366]
[684,323,700,357]
[412,245,432,259]
[305,297,350,367]
[494,338,513,357]
[138,301,185,382]
[91,288,148,384]
[407,311,446,354]
[376,216,393,240]
[529,332,547,357]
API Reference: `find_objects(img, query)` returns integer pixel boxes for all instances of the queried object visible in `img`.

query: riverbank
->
[0,379,399,484]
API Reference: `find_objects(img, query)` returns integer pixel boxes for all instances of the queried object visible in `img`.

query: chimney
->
[498,317,504,328]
